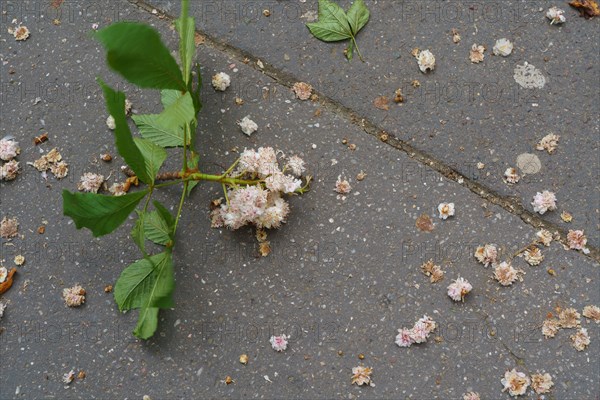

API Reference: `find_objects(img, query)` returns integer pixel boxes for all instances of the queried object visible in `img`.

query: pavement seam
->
[127,0,599,262]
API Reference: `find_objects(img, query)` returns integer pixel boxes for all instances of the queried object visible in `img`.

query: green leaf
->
[114,251,175,311]
[306,0,352,42]
[98,80,152,183]
[132,114,184,148]
[132,92,196,148]
[160,89,182,108]
[63,190,149,237]
[133,307,159,339]
[134,138,167,184]
[131,211,146,255]
[176,16,195,83]
[153,201,175,229]
[95,22,186,90]
[346,0,370,35]
[144,210,171,245]
[306,0,369,61]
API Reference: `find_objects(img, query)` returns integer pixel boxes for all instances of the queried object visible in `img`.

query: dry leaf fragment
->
[33,133,48,145]
[225,376,234,385]
[77,370,86,380]
[104,285,113,293]
[393,88,404,103]
[569,0,600,18]
[194,32,205,47]
[259,241,271,257]
[416,213,434,232]
[0,268,17,295]
[373,96,390,110]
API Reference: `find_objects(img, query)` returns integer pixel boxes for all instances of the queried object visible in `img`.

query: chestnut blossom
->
[416,49,436,73]
[421,260,444,283]
[238,115,258,136]
[469,44,485,63]
[438,203,455,220]
[559,307,581,328]
[493,38,513,56]
[583,305,600,323]
[531,372,554,394]
[269,334,289,351]
[536,133,560,154]
[0,138,20,161]
[571,328,590,351]
[523,245,544,266]
[501,368,530,397]
[531,190,557,214]
[546,6,566,24]
[77,172,105,193]
[0,301,6,319]
[0,216,19,238]
[211,72,231,91]
[109,182,128,196]
[12,25,30,41]
[542,318,560,338]
[463,392,480,400]
[45,148,62,163]
[50,161,69,179]
[286,155,306,177]
[351,366,373,386]
[63,369,75,384]
[474,244,498,267]
[447,276,472,302]
[395,328,415,348]
[567,229,587,251]
[335,175,352,194]
[292,82,313,100]
[494,261,519,286]
[265,172,302,194]
[0,267,8,283]
[0,160,20,181]
[504,167,520,184]
[62,285,86,307]
[536,229,553,246]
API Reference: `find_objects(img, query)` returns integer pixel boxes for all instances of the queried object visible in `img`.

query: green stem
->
[174,181,188,232]
[352,36,364,62]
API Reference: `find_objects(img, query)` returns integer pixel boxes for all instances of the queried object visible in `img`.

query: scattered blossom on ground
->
[416,49,435,72]
[469,44,485,63]
[77,172,105,193]
[438,202,455,220]
[531,372,554,394]
[536,229,554,246]
[559,307,581,328]
[0,217,19,238]
[0,137,20,161]
[447,277,472,301]
[501,368,530,397]
[269,334,289,351]
[531,190,557,214]
[211,72,231,91]
[351,366,373,386]
[546,6,566,24]
[474,244,498,267]
[420,259,444,283]
[536,133,560,154]
[542,318,560,338]
[493,38,513,56]
[396,315,437,348]
[494,261,521,286]
[504,167,520,184]
[571,328,590,351]
[523,245,544,266]
[567,229,588,251]
[582,305,600,323]
[62,285,86,307]
[292,82,313,100]
[238,115,258,136]
[462,392,480,400]
[335,175,352,194]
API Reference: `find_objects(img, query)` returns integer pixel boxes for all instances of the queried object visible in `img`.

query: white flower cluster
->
[269,334,289,351]
[211,72,231,91]
[531,190,557,214]
[416,49,436,73]
[546,6,566,24]
[211,148,306,231]
[395,315,437,347]
[62,285,86,307]
[0,137,21,181]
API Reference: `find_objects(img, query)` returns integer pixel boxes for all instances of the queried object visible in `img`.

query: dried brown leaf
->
[569,0,600,17]
[373,96,390,111]
[416,213,434,232]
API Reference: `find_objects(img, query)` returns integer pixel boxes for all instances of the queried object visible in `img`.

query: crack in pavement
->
[128,0,599,263]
